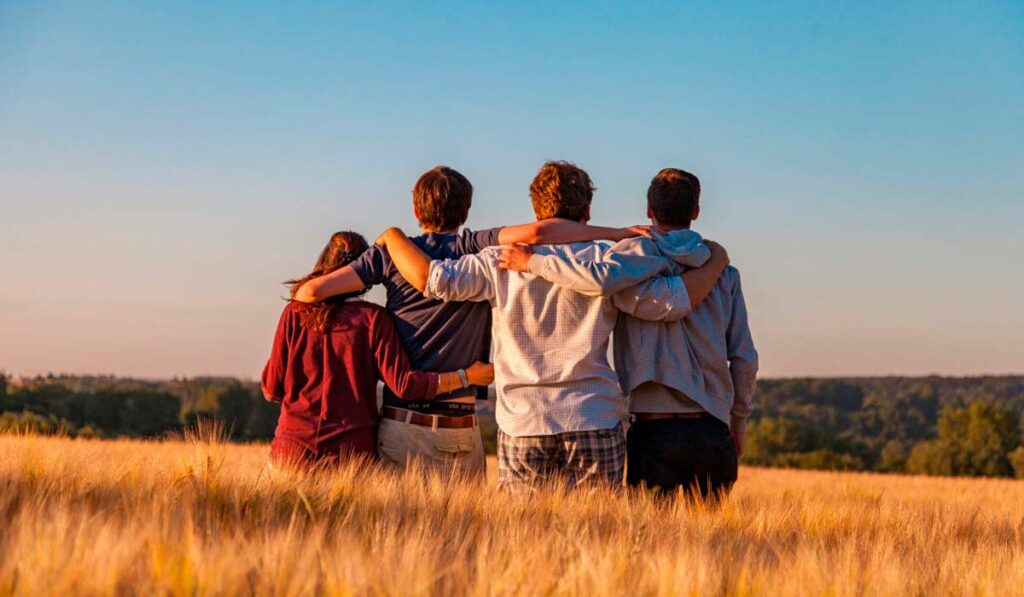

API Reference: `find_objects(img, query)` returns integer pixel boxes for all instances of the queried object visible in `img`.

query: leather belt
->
[382,406,477,429]
[632,412,710,421]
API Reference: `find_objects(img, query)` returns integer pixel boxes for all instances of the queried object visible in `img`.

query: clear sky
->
[1,1,1022,380]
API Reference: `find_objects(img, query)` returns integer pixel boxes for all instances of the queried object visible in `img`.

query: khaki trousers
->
[377,416,486,478]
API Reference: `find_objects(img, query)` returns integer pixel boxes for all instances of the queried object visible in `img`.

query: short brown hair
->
[413,166,473,231]
[647,168,700,227]
[529,161,595,222]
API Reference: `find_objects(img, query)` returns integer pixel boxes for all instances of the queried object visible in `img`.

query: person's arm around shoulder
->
[498,237,671,296]
[379,227,496,303]
[495,218,651,246]
[293,241,386,303]
[612,241,730,322]
[293,265,367,303]
[370,307,494,398]
[724,267,758,457]
[376,227,432,292]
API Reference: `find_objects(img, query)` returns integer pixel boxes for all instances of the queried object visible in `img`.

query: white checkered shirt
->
[425,241,692,437]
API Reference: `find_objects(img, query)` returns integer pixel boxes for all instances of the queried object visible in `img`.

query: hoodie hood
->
[650,229,711,269]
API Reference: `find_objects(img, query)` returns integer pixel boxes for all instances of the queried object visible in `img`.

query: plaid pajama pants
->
[497,423,626,492]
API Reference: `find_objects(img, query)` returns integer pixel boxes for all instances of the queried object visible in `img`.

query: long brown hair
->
[285,231,369,332]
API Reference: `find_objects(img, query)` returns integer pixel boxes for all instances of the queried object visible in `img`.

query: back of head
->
[413,166,473,232]
[647,168,701,228]
[287,231,370,331]
[529,161,595,223]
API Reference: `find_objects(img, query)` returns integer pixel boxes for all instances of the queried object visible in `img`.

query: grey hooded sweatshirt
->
[525,229,758,431]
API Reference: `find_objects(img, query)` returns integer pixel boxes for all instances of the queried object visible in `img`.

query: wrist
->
[605,227,630,241]
[601,228,622,241]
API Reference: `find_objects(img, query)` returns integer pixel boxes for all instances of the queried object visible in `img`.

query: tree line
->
[744,376,1024,478]
[0,373,278,441]
[2,372,1023,478]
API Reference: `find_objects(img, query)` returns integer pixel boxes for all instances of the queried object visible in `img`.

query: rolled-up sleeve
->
[611,275,692,322]
[424,254,495,303]
[348,244,388,287]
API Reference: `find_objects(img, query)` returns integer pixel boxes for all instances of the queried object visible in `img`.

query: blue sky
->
[1,1,1022,378]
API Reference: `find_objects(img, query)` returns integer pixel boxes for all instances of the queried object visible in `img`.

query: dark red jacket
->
[261,299,437,452]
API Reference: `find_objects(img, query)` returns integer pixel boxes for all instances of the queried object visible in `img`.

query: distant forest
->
[2,372,1023,478]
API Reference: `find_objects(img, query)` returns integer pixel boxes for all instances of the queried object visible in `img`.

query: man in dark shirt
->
[293,165,646,476]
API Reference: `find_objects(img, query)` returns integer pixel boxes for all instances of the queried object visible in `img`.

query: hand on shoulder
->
[704,240,730,269]
[498,243,535,273]
[375,227,406,246]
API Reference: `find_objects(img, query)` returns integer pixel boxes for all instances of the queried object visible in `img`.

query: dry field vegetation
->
[2,428,1023,596]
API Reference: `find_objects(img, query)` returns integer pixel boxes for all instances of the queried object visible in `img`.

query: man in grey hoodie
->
[499,168,757,499]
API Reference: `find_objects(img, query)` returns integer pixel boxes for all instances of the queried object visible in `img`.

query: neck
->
[421,227,459,235]
[653,223,690,234]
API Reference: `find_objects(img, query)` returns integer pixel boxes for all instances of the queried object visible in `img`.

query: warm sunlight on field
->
[2,430,1023,596]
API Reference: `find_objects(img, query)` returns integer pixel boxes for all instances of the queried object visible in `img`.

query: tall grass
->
[1,431,1022,595]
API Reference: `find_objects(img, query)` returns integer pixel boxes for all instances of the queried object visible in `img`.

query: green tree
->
[939,401,1018,477]
[907,402,1019,477]
[784,450,863,471]
[855,386,938,450]
[81,390,125,433]
[745,418,823,466]
[216,384,255,437]
[119,390,182,436]
[83,389,181,436]
[0,411,67,435]
[905,440,953,476]
[1008,447,1024,480]
[878,440,909,473]
[245,399,280,440]
[182,381,259,438]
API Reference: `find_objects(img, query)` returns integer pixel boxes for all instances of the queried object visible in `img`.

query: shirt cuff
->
[730,414,747,433]
[261,383,283,403]
[424,261,447,300]
[526,253,546,275]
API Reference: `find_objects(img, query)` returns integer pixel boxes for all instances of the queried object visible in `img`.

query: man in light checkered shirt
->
[377,161,729,492]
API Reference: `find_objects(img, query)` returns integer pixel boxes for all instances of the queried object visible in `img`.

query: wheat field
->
[1,429,1023,596]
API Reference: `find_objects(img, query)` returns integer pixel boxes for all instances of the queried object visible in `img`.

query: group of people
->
[261,161,758,499]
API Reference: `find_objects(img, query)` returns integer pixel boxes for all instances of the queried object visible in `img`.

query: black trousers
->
[626,416,738,500]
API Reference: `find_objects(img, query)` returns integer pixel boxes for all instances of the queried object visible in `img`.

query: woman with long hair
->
[261,231,493,467]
